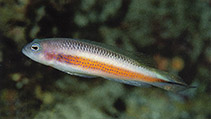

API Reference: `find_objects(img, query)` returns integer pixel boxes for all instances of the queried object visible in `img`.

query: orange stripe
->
[46,53,164,82]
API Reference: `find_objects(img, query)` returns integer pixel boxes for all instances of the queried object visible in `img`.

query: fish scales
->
[52,39,140,66]
[22,38,191,92]
[42,38,158,81]
[45,52,164,83]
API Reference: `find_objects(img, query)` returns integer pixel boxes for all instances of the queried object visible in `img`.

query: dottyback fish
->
[22,38,191,92]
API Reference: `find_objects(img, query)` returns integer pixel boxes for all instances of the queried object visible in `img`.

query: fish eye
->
[31,43,40,51]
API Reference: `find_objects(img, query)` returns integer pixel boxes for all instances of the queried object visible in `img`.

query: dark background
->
[0,0,210,119]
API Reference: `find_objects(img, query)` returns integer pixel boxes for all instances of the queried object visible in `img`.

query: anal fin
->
[66,71,97,78]
[104,77,151,87]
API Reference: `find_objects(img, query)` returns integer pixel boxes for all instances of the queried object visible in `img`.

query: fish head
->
[22,39,53,65]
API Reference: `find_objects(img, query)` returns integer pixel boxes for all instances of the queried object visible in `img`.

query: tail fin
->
[150,81,196,92]
[149,68,196,92]
[151,82,187,92]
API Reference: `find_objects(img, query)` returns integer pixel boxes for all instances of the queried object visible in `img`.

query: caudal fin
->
[151,81,195,92]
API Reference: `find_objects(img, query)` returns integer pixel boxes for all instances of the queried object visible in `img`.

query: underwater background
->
[0,0,210,119]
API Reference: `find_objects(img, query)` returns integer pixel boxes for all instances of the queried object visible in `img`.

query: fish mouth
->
[22,45,28,56]
[22,44,31,58]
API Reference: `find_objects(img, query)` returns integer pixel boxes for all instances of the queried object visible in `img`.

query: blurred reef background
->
[0,0,210,119]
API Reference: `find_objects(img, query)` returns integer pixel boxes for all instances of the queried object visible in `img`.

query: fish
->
[22,38,191,92]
